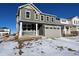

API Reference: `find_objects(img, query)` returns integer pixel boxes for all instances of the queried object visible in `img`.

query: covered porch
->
[19,22,44,37]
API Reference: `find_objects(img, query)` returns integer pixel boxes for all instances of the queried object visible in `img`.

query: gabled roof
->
[67,16,79,20]
[18,3,42,13]
[67,16,74,19]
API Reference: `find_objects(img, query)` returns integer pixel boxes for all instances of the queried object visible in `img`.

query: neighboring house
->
[60,16,79,36]
[69,16,79,25]
[68,16,79,36]
[0,27,10,37]
[16,3,61,38]
[60,18,71,36]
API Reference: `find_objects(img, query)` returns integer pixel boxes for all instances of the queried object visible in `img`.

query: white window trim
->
[25,10,31,19]
[34,13,39,20]
[46,16,50,22]
[40,15,44,21]
[51,17,54,22]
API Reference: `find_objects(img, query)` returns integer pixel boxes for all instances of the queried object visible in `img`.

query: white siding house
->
[60,16,79,36]
[0,27,10,37]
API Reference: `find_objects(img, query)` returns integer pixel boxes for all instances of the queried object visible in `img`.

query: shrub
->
[41,51,44,53]
[57,46,63,49]
[68,48,76,51]
[17,40,24,49]
[57,46,64,51]
[3,33,9,37]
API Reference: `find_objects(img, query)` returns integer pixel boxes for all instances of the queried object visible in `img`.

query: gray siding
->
[17,7,60,25]
[20,8,35,21]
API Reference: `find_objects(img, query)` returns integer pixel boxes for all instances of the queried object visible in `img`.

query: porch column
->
[19,22,22,37]
[36,23,38,36]
[64,26,66,35]
[68,26,70,34]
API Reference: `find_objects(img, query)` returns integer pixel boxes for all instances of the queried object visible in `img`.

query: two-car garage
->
[44,25,61,38]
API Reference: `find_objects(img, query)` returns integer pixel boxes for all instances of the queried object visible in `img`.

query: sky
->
[0,3,79,33]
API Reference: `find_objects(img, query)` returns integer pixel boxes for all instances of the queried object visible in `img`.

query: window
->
[47,17,49,21]
[25,11,31,19]
[57,27,60,29]
[46,27,49,29]
[36,14,38,19]
[52,18,53,22]
[56,17,60,20]
[41,15,44,20]
[22,23,33,31]
[54,27,56,29]
[22,24,27,31]
[22,24,26,31]
[50,27,52,29]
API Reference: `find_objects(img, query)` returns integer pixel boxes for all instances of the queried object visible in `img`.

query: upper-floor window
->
[56,17,60,20]
[25,11,31,19]
[35,14,38,20]
[52,18,53,22]
[36,14,38,19]
[47,17,49,21]
[41,15,44,20]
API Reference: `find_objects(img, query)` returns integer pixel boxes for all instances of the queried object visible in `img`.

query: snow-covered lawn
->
[0,37,79,56]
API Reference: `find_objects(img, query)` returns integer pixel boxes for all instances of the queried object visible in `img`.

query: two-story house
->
[60,16,79,36]
[60,18,71,36]
[16,3,62,38]
[68,16,79,36]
